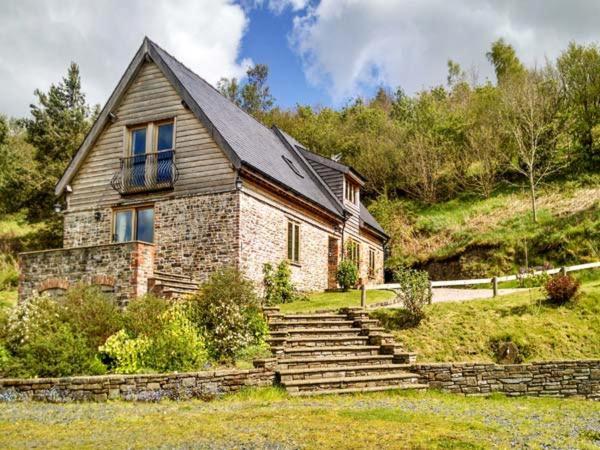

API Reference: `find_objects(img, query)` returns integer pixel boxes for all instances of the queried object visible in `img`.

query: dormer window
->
[344,177,358,204]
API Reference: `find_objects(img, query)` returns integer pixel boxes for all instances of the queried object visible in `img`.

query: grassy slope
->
[280,289,396,313]
[0,388,597,449]
[374,178,600,278]
[373,280,600,363]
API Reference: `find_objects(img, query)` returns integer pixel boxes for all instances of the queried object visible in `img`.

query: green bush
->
[392,267,431,325]
[0,344,10,374]
[189,268,267,361]
[336,260,358,291]
[544,274,580,305]
[263,261,304,304]
[99,329,151,374]
[123,294,170,338]
[0,255,18,290]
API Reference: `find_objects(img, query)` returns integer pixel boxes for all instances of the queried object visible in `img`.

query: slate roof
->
[148,40,344,217]
[360,203,387,237]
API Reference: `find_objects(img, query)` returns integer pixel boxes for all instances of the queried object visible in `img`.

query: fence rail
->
[361,261,600,306]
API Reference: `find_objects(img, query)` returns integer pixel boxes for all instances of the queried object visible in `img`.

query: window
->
[347,240,360,267]
[127,120,175,186]
[344,178,357,204]
[113,206,154,243]
[368,248,376,278]
[287,221,300,264]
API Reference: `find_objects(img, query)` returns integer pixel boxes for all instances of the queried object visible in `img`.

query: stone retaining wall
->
[409,360,600,399]
[18,241,155,305]
[0,368,275,402]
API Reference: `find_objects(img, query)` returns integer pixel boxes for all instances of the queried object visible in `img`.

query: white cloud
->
[0,0,251,117]
[291,0,600,101]
[248,0,310,14]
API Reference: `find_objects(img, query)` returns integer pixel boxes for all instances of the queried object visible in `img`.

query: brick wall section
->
[239,187,337,292]
[18,241,155,305]
[153,191,240,281]
[0,368,275,402]
[409,360,600,399]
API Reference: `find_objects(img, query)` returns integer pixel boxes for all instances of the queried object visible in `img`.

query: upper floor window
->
[113,206,154,243]
[344,178,358,204]
[287,220,300,264]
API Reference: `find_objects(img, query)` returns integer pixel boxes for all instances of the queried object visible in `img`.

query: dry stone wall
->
[409,360,600,399]
[0,368,275,402]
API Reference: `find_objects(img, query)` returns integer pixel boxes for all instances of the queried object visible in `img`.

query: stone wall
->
[239,186,338,292]
[18,241,155,305]
[410,360,600,399]
[63,207,113,248]
[0,368,275,402]
[153,191,240,281]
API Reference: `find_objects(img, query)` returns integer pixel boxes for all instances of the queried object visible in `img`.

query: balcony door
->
[156,122,174,183]
[131,127,147,187]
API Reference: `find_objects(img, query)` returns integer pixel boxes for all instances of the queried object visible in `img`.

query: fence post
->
[428,281,433,305]
[560,266,567,276]
[360,283,367,308]
[492,276,498,297]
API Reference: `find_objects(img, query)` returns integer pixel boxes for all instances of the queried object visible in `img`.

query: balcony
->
[111,150,179,195]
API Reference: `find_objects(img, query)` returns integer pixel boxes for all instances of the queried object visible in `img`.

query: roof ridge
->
[146,38,281,141]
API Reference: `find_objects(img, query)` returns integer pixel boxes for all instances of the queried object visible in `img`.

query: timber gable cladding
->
[67,61,235,211]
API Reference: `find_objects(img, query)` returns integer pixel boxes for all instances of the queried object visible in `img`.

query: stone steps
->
[282,372,422,393]
[264,306,422,396]
[148,272,199,299]
[278,364,413,382]
[288,383,428,397]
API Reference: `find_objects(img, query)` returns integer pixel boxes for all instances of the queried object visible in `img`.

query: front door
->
[327,237,339,290]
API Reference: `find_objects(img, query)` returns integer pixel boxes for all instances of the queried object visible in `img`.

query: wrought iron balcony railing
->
[111,150,179,194]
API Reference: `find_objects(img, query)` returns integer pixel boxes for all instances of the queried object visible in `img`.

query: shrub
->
[0,255,18,290]
[188,268,267,361]
[99,329,151,374]
[543,274,580,305]
[60,284,122,348]
[263,261,304,304]
[489,332,533,364]
[0,344,10,374]
[123,294,170,338]
[336,260,358,291]
[392,267,431,325]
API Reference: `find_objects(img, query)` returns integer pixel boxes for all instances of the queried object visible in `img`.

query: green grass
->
[373,280,600,363]
[280,289,396,313]
[0,389,598,448]
[0,290,16,310]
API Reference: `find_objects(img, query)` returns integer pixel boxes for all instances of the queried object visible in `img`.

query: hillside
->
[371,177,600,279]
[372,277,600,363]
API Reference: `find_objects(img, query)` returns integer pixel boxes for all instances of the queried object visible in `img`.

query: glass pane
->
[157,123,174,151]
[294,224,300,263]
[287,222,293,260]
[131,128,147,155]
[136,208,154,243]
[114,210,132,242]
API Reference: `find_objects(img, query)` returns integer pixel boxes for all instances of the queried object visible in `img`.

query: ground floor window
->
[368,248,376,278]
[347,239,360,267]
[113,206,154,243]
[287,220,300,264]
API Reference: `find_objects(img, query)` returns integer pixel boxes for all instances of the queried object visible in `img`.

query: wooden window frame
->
[347,239,360,267]
[368,247,376,279]
[112,204,155,243]
[125,118,176,157]
[287,220,301,265]
[344,177,357,205]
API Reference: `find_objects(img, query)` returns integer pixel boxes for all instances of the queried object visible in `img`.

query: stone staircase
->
[147,271,199,299]
[261,307,425,396]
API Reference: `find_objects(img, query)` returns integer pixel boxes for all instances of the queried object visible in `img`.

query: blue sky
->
[3,0,600,117]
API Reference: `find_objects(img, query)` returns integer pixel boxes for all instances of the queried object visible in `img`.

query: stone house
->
[18,38,388,304]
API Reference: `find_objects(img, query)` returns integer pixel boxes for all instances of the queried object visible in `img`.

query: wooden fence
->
[361,261,600,307]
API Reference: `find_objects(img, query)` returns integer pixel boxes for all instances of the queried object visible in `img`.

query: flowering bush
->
[188,268,267,361]
[336,260,358,291]
[99,330,151,374]
[544,274,580,305]
[263,261,305,304]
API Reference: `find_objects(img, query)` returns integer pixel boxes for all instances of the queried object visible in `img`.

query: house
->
[18,38,388,304]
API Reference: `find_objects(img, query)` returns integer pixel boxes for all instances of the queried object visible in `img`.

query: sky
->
[3,0,600,117]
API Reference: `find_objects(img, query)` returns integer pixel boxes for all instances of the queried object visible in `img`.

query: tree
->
[500,67,568,222]
[557,42,600,169]
[218,64,274,117]
[23,62,93,221]
[487,38,525,83]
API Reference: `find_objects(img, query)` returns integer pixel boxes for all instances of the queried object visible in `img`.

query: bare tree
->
[463,123,506,198]
[500,67,568,221]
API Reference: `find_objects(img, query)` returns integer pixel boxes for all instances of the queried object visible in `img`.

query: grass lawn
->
[280,289,396,313]
[0,388,598,449]
[372,280,600,363]
[0,290,16,310]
